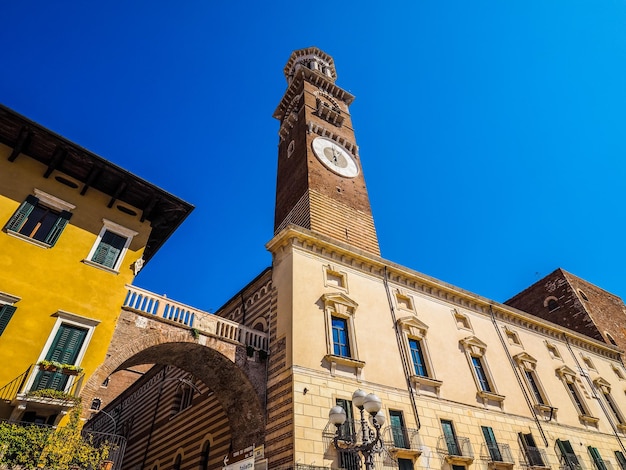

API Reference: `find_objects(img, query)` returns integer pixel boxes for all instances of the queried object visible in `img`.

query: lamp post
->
[328,389,386,470]
[96,409,118,434]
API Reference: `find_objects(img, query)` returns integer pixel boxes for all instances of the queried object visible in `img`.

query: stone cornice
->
[266,226,622,360]
[274,68,354,121]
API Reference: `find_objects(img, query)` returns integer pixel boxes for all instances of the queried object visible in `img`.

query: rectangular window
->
[91,230,128,269]
[409,339,428,377]
[178,386,194,412]
[389,410,409,449]
[5,195,72,246]
[398,459,413,470]
[32,324,87,392]
[441,420,460,456]
[332,316,350,357]
[556,439,581,470]
[519,432,545,467]
[0,304,17,336]
[603,392,624,424]
[85,219,137,273]
[336,398,359,470]
[614,451,626,470]
[566,382,587,416]
[472,356,492,392]
[481,426,502,462]
[525,370,546,405]
[588,447,608,470]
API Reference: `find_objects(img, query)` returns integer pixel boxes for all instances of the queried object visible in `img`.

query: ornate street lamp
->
[328,389,386,470]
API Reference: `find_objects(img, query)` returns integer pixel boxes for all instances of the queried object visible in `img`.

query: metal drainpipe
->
[488,305,549,447]
[562,334,626,454]
[382,266,421,430]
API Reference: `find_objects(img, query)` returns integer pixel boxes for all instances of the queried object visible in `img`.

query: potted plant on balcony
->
[38,360,63,372]
[61,364,84,376]
[26,388,80,404]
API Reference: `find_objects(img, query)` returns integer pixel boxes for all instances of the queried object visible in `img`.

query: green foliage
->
[25,389,79,403]
[0,421,53,469]
[37,360,63,370]
[37,361,83,374]
[0,408,111,470]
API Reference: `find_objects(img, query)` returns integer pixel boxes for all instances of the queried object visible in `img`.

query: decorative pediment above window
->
[593,377,612,394]
[397,316,429,339]
[460,336,488,357]
[513,352,538,371]
[321,293,358,317]
[556,365,578,383]
[0,291,21,305]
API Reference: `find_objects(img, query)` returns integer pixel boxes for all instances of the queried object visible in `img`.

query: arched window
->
[173,454,182,470]
[199,441,210,470]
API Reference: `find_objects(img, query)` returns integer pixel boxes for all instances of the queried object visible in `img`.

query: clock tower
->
[273,47,380,256]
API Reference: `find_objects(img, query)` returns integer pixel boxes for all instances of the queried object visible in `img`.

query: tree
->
[0,404,111,470]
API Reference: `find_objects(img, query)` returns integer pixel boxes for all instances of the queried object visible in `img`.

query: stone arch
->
[82,329,265,448]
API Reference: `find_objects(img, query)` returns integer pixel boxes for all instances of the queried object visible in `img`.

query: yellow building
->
[0,104,192,425]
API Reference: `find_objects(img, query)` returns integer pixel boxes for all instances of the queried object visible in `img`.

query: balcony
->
[123,285,269,351]
[480,443,515,469]
[322,420,401,469]
[0,364,83,425]
[558,454,586,470]
[382,426,423,458]
[437,435,475,466]
[519,446,551,470]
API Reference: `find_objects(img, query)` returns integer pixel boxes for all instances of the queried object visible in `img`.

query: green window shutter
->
[588,447,607,470]
[43,210,72,246]
[0,305,17,336]
[92,230,127,268]
[482,426,502,461]
[615,451,626,470]
[33,324,87,391]
[441,420,460,456]
[5,195,38,232]
[557,439,580,470]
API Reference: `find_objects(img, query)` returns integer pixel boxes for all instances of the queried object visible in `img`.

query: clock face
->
[311,137,359,178]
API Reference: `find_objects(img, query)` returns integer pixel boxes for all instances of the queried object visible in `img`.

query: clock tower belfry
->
[273,47,380,256]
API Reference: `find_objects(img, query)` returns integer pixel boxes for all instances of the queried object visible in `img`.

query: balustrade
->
[123,285,269,351]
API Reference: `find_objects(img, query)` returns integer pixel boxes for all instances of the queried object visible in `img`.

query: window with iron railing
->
[556,439,583,470]
[519,432,547,468]
[482,426,502,462]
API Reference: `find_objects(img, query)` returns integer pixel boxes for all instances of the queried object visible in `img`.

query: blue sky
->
[2,2,626,313]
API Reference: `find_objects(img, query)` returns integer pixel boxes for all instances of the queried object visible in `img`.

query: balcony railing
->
[0,421,125,470]
[123,285,269,351]
[481,443,515,465]
[519,446,550,469]
[81,429,127,470]
[382,426,423,453]
[558,454,586,470]
[0,364,83,406]
[437,435,474,462]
